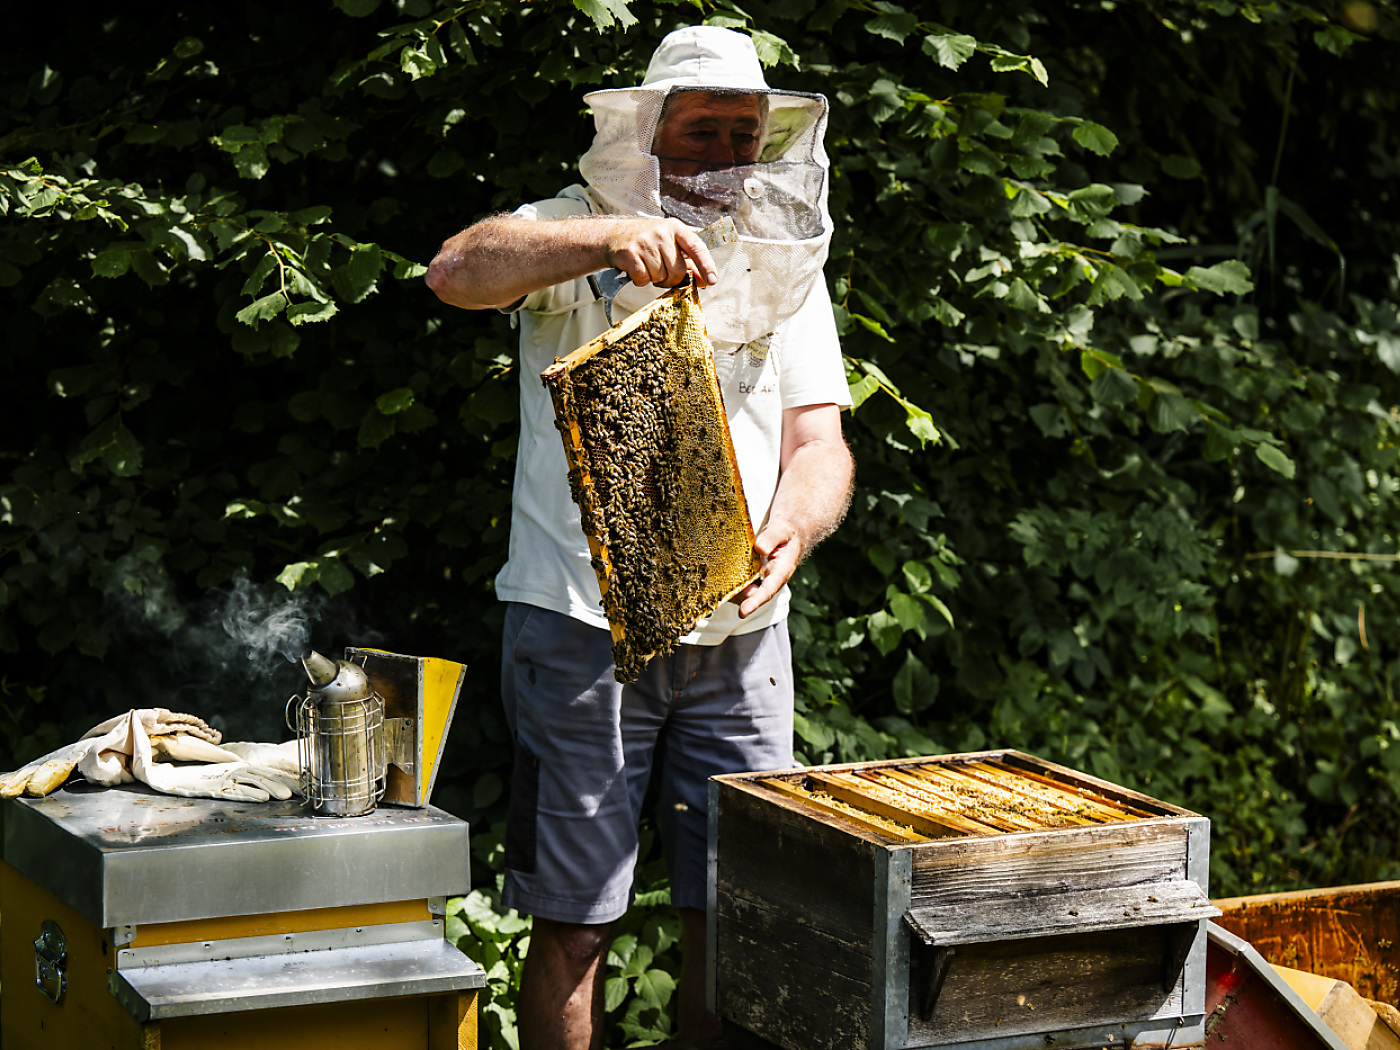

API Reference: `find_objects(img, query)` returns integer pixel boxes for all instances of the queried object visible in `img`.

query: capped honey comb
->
[542,281,760,683]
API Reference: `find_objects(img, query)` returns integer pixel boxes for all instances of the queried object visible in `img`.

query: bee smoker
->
[288,647,467,817]
[290,650,394,817]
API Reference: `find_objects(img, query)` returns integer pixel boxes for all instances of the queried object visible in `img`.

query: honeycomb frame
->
[542,281,761,683]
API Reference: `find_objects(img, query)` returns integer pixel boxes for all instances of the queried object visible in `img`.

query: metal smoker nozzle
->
[301,649,339,688]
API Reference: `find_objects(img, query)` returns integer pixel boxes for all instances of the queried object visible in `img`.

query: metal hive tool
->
[542,280,760,683]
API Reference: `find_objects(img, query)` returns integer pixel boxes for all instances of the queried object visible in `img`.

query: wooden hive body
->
[541,282,760,682]
[709,750,1217,1050]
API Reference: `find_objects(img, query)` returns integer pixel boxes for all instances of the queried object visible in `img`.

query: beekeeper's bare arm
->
[735,403,854,618]
[426,215,719,310]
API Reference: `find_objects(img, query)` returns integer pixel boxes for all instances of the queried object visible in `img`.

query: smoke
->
[219,574,313,666]
[90,562,390,741]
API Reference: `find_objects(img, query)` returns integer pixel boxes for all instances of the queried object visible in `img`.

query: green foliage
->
[4,0,1400,1045]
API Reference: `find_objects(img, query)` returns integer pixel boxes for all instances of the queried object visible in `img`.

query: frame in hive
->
[542,281,760,683]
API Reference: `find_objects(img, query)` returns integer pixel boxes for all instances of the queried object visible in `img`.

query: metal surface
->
[33,919,66,1004]
[904,1015,1206,1050]
[293,650,388,817]
[107,938,486,1021]
[116,918,444,968]
[1204,922,1349,1049]
[706,777,720,1016]
[3,785,471,927]
[874,846,912,1050]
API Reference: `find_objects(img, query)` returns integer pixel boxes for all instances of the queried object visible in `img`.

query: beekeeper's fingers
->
[671,223,717,286]
[606,219,716,288]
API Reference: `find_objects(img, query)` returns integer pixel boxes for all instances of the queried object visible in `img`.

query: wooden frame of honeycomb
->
[542,281,761,683]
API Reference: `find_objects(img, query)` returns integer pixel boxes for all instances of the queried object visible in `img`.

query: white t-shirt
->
[493,185,851,644]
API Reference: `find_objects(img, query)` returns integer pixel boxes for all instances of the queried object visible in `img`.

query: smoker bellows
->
[542,281,760,683]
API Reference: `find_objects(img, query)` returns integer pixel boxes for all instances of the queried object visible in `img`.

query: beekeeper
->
[428,26,854,1049]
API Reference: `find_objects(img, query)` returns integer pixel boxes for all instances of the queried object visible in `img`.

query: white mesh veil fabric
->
[578,28,832,346]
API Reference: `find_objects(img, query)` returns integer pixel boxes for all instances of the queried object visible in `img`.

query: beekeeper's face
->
[652,91,764,208]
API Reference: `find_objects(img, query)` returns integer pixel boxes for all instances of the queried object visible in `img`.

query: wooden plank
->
[907,926,1186,1044]
[754,777,927,843]
[910,819,1191,905]
[906,880,1219,947]
[804,771,993,837]
[713,781,877,1050]
[1214,882,1400,1009]
[1273,967,1400,1050]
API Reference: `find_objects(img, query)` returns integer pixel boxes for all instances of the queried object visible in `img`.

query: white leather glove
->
[84,708,222,745]
[127,721,295,802]
[150,735,241,763]
[0,740,96,798]
[220,740,300,776]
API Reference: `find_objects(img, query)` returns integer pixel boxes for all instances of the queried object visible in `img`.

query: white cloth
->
[493,187,850,644]
[0,709,300,802]
[578,26,833,345]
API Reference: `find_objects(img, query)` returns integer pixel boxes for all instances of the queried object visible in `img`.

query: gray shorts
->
[499,602,794,924]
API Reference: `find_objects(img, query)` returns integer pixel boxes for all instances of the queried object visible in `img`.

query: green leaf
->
[634,968,676,1010]
[338,243,383,303]
[867,610,902,655]
[358,410,396,449]
[604,976,629,1013]
[922,32,976,71]
[1090,367,1138,407]
[1160,154,1202,179]
[235,291,288,328]
[1186,260,1255,296]
[1204,421,1239,461]
[376,387,415,415]
[317,558,356,596]
[448,20,477,63]
[905,406,941,447]
[1072,121,1119,156]
[332,0,380,14]
[750,30,799,68]
[1256,443,1296,479]
[866,12,918,43]
[572,0,639,30]
[1146,392,1199,433]
[288,300,340,325]
[848,373,880,409]
[91,248,131,278]
[889,592,926,632]
[276,561,318,591]
[1314,24,1361,55]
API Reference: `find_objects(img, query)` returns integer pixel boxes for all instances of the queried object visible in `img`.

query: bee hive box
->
[708,750,1218,1050]
[542,281,759,682]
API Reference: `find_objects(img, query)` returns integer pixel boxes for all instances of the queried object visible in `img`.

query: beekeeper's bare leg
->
[518,917,615,1050]
[678,906,722,1043]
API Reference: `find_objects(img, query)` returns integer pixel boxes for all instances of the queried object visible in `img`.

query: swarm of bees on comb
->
[542,282,761,683]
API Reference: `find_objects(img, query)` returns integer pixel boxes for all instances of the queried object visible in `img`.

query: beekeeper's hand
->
[603,217,717,289]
